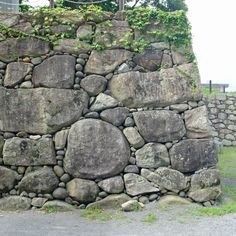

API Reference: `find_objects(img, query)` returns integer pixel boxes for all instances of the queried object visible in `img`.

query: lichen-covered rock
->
[4,62,32,87]
[133,110,186,143]
[109,63,201,108]
[133,49,163,71]
[100,107,130,126]
[64,119,129,179]
[188,186,221,202]
[157,195,192,206]
[141,168,187,193]
[0,87,88,134]
[98,176,124,194]
[0,196,31,211]
[80,75,107,96]
[32,55,76,89]
[54,39,91,55]
[85,49,133,75]
[124,173,159,196]
[190,169,220,191]
[90,93,119,112]
[136,143,169,168]
[31,198,48,208]
[185,106,212,138]
[0,38,50,62]
[169,139,217,173]
[95,20,132,49]
[19,167,59,194]
[3,137,56,166]
[67,178,99,203]
[76,24,93,40]
[123,127,145,149]
[171,45,194,65]
[0,166,17,193]
[86,194,131,210]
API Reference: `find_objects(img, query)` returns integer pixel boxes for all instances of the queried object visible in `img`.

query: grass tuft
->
[142,213,158,224]
[80,207,127,222]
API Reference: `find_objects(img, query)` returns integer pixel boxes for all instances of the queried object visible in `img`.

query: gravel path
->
[1,203,236,236]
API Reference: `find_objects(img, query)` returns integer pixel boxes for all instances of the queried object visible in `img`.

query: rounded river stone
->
[64,119,130,179]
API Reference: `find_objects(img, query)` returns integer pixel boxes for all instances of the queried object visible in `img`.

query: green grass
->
[142,213,158,224]
[41,206,66,213]
[201,87,236,97]
[80,207,127,222]
[195,204,236,217]
[217,147,236,179]
[193,147,236,217]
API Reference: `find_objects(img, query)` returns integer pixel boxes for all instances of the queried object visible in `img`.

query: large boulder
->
[32,55,76,89]
[185,106,212,138]
[0,38,50,62]
[64,119,129,179]
[87,194,131,210]
[84,49,133,75]
[109,63,201,108]
[18,167,59,194]
[133,110,186,143]
[94,20,132,49]
[124,173,159,196]
[0,166,17,193]
[4,62,32,87]
[169,139,218,173]
[141,168,187,193]
[0,196,31,211]
[67,178,99,203]
[136,143,170,168]
[98,176,124,194]
[3,137,56,166]
[0,87,88,134]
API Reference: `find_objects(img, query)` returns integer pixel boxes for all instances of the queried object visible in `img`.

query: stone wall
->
[0,12,221,210]
[204,94,236,146]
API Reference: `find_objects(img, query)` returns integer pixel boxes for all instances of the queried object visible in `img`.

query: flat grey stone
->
[124,173,159,196]
[3,137,56,166]
[0,166,17,193]
[19,167,59,194]
[133,110,186,143]
[136,143,170,168]
[4,62,32,87]
[109,63,202,108]
[0,196,31,211]
[169,139,217,173]
[80,75,107,96]
[32,55,75,89]
[0,87,88,134]
[98,176,124,194]
[85,49,133,75]
[67,178,99,203]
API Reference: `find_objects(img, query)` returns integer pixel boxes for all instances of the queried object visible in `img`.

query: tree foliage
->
[55,0,187,12]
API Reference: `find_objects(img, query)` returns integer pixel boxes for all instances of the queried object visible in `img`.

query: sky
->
[28,0,236,91]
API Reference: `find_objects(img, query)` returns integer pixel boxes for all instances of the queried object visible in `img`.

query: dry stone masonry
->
[0,12,221,210]
[204,95,236,146]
